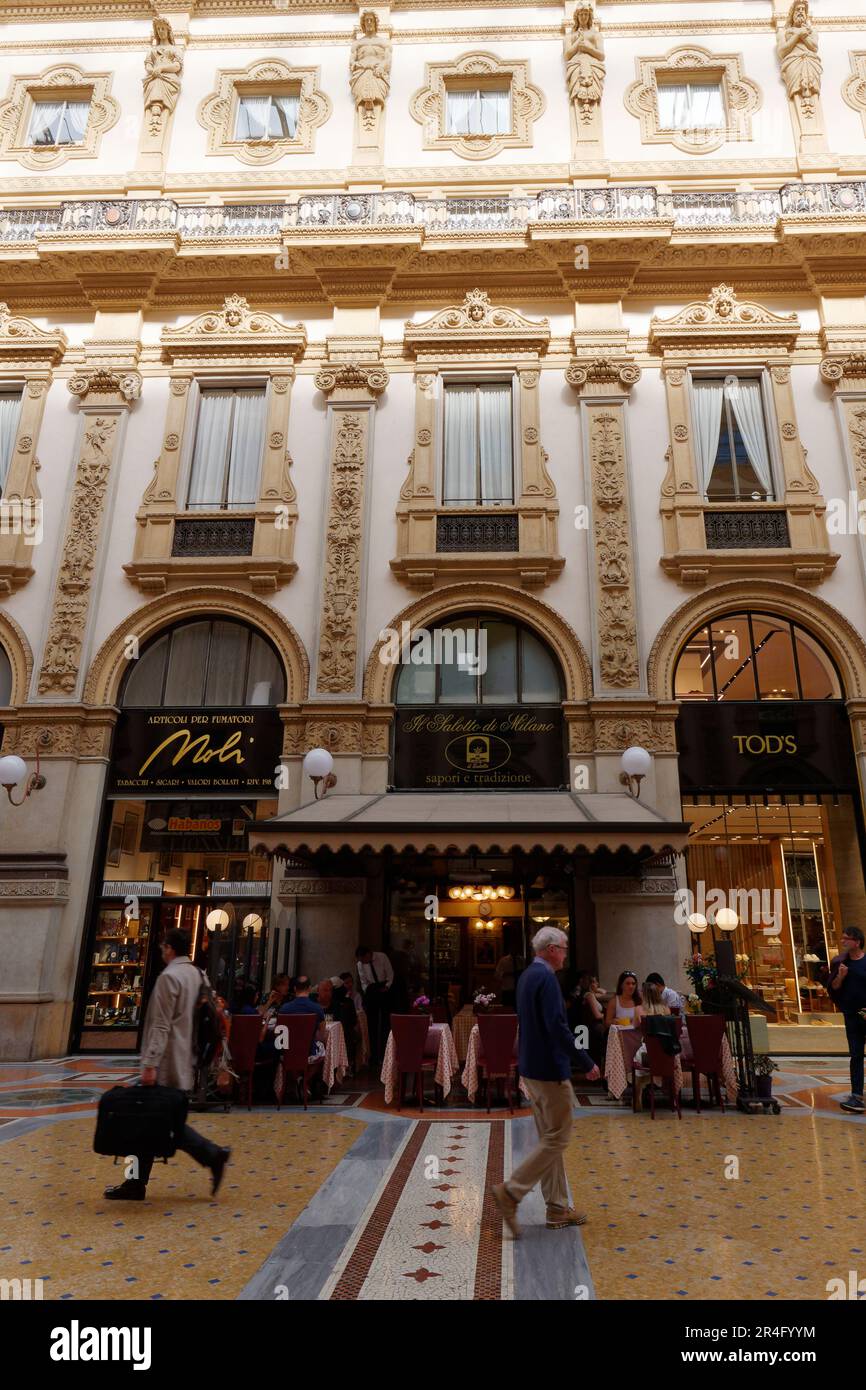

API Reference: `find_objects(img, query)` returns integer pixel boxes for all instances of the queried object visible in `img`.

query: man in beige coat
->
[104,928,230,1201]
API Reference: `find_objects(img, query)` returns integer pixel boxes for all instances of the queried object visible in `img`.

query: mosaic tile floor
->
[0,1053,862,1300]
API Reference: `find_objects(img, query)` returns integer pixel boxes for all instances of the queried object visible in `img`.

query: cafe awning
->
[249,791,689,857]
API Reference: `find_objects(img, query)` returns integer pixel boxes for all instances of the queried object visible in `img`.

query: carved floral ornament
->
[67,368,142,405]
[566,357,641,393]
[0,301,66,367]
[197,59,331,165]
[409,51,544,161]
[820,354,866,390]
[624,45,761,155]
[314,361,389,399]
[404,289,550,359]
[161,295,307,367]
[0,63,119,171]
[648,284,800,354]
[842,52,866,136]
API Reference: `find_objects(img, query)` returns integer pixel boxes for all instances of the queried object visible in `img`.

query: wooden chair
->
[632,1019,682,1119]
[274,1011,325,1110]
[390,1013,435,1111]
[477,1013,519,1113]
[228,1013,267,1110]
[685,1013,727,1113]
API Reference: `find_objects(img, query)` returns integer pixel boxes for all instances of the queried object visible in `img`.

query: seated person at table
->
[278,975,327,1055]
[260,973,291,1020]
[605,971,643,1029]
[645,971,685,1014]
[641,981,670,1017]
[236,983,261,1016]
[580,975,607,1065]
[332,973,360,1072]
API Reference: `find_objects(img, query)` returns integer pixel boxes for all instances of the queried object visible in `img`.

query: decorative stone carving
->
[350,11,391,164]
[842,52,866,137]
[138,15,184,171]
[404,289,550,356]
[820,354,866,390]
[586,407,640,690]
[316,410,371,694]
[198,59,332,164]
[410,51,544,161]
[67,368,142,404]
[315,361,389,400]
[594,718,674,754]
[0,63,119,170]
[38,409,127,696]
[624,45,761,155]
[564,4,605,150]
[649,284,800,351]
[277,878,366,898]
[776,1,824,151]
[566,357,641,394]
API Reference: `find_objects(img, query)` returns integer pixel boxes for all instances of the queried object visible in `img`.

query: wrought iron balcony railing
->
[0,181,863,248]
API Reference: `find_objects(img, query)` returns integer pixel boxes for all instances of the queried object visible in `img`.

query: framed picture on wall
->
[106,823,123,868]
[121,812,139,857]
[158,850,172,876]
[227,858,248,882]
[473,938,496,967]
[186,868,207,897]
[84,1005,97,1026]
[251,857,271,882]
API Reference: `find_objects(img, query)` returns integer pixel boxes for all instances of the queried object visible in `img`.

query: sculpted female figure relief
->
[143,17,183,136]
[564,4,606,138]
[349,12,392,132]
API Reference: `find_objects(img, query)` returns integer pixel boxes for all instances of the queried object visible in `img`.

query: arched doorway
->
[75,617,286,1052]
[673,610,866,1027]
[386,613,574,1010]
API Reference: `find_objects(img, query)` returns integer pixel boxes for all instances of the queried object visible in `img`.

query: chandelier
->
[447,884,515,902]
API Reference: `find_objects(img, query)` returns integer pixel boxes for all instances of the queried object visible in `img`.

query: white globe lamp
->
[619,745,652,798]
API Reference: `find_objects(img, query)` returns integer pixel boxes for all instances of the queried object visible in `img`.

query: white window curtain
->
[443,385,476,504]
[478,384,513,503]
[187,390,234,508]
[225,389,266,507]
[61,101,90,143]
[692,379,725,497]
[446,89,509,135]
[236,94,299,140]
[724,375,772,495]
[0,393,22,494]
[236,95,272,140]
[269,94,299,139]
[657,84,689,129]
[446,91,472,135]
[29,101,64,144]
[658,82,724,129]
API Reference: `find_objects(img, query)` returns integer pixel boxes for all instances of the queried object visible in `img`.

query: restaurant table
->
[604,1023,738,1102]
[452,1006,476,1062]
[380,1020,459,1104]
[273,1019,348,1101]
[461,1023,529,1104]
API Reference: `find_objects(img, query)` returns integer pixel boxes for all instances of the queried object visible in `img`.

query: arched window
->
[0,644,11,705]
[674,612,841,702]
[395,615,562,706]
[121,618,286,708]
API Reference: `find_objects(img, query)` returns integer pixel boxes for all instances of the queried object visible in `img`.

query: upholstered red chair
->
[390,1014,435,1111]
[228,1014,267,1110]
[431,1000,451,1025]
[477,1013,519,1113]
[274,1011,325,1110]
[632,1018,682,1119]
[685,1013,728,1113]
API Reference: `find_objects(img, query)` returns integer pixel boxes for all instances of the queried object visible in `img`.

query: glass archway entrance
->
[674,611,866,1026]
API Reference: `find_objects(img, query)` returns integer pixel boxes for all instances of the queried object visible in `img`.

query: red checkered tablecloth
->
[274,1020,347,1100]
[461,1023,529,1104]
[604,1024,738,1101]
[380,1021,459,1104]
[452,1007,476,1061]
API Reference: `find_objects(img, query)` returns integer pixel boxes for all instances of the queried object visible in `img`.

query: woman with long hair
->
[605,970,643,1029]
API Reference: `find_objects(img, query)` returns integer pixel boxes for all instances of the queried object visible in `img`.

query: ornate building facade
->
[1,0,866,1059]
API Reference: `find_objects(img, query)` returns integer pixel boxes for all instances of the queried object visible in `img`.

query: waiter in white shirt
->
[645,972,686,1013]
[356,945,394,1068]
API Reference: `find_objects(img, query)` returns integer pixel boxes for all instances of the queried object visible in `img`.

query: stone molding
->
[648,283,800,353]
[0,879,70,901]
[409,49,544,161]
[589,876,676,896]
[404,288,550,359]
[624,43,761,155]
[0,610,33,704]
[197,58,332,164]
[277,877,366,898]
[0,61,119,170]
[0,704,117,760]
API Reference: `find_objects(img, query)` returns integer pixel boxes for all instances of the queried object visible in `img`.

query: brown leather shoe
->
[546,1206,587,1229]
[492,1182,521,1239]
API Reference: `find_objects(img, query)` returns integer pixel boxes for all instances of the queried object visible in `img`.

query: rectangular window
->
[445,88,510,136]
[235,93,299,141]
[0,391,23,494]
[443,382,514,507]
[657,81,725,130]
[692,374,774,502]
[186,386,267,511]
[29,98,90,146]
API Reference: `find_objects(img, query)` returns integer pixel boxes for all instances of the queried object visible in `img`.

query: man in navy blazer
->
[493,926,599,1237]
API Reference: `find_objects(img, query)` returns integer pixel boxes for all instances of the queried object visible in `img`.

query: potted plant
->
[753,1054,778,1099]
[473,990,496,1014]
[411,994,431,1015]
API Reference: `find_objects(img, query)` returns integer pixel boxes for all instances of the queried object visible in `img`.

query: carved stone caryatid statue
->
[776,0,824,148]
[350,11,391,159]
[564,3,605,146]
[143,18,183,135]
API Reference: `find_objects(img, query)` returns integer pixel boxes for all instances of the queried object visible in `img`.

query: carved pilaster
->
[137,15,185,173]
[37,367,140,697]
[349,9,392,166]
[568,356,642,693]
[563,3,606,155]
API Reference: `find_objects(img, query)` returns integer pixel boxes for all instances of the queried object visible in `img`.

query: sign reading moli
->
[677,702,857,792]
[394,707,564,789]
[109,708,282,796]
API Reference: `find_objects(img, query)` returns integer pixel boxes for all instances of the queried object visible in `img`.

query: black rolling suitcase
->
[94,1084,189,1159]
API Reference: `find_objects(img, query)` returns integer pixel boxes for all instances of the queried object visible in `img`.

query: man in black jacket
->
[492,926,599,1238]
[830,926,866,1113]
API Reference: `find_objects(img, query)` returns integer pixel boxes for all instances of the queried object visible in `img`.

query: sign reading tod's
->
[109,708,282,795]
[394,707,564,789]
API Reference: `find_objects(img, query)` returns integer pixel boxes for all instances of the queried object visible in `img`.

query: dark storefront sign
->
[677,702,858,793]
[393,707,564,789]
[108,707,282,796]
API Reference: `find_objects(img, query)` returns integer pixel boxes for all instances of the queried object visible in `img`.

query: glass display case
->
[80,899,155,1047]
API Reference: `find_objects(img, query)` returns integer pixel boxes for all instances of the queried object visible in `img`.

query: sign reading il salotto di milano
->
[109,708,283,796]
[394,707,565,789]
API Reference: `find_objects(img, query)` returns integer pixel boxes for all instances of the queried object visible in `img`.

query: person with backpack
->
[104,928,230,1201]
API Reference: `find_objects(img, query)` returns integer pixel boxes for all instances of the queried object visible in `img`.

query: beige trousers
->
[506,1077,573,1210]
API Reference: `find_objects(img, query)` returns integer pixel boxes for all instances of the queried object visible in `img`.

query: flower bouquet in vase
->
[473,991,496,1015]
[411,994,431,1016]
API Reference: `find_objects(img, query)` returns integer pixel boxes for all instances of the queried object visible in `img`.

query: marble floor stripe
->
[509,1112,597,1301]
[473,1120,504,1301]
